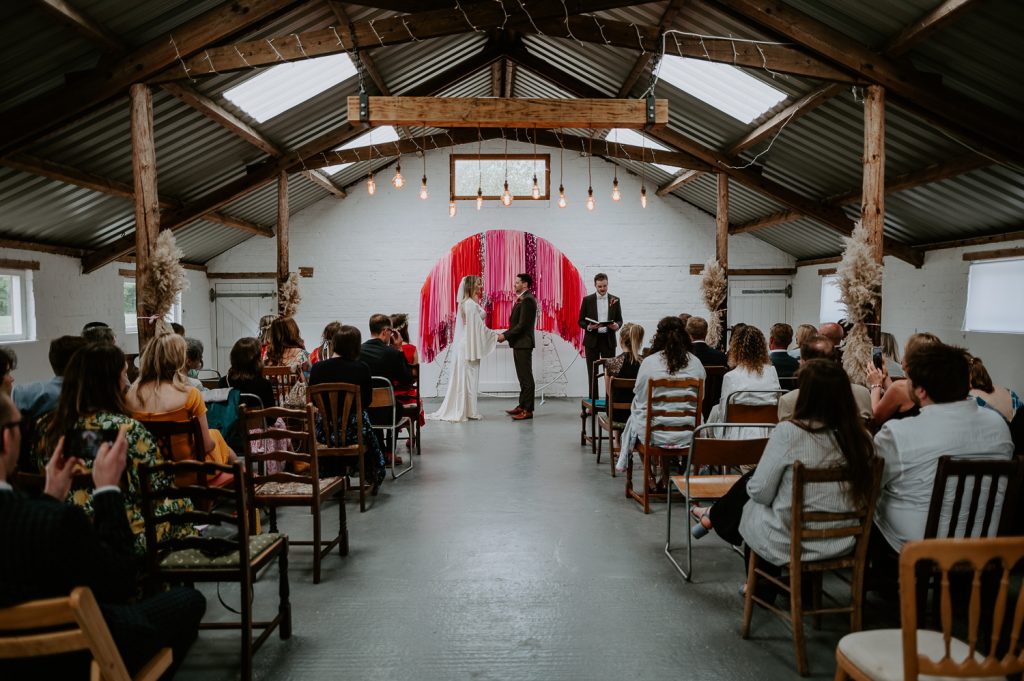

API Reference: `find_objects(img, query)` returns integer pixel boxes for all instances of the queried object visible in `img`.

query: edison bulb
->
[476,188,483,210]
[501,181,513,207]
[640,186,648,208]
[419,176,428,200]
[531,175,540,199]
[366,173,376,195]
[449,199,457,217]
[557,184,567,209]
[586,187,595,211]
[611,178,621,202]
[391,163,404,189]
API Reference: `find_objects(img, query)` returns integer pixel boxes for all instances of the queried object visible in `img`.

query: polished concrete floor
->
[180,398,858,680]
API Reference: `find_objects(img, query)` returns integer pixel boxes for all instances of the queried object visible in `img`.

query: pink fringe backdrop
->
[419,230,587,363]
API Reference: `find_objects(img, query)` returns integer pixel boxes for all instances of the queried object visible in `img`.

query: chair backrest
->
[591,359,607,399]
[369,376,399,426]
[701,365,727,421]
[726,390,787,424]
[686,423,772,472]
[1010,408,1024,456]
[307,382,363,450]
[643,377,703,448]
[789,458,884,568]
[606,377,636,420]
[899,537,1024,679]
[240,404,322,498]
[778,375,799,391]
[196,368,222,390]
[923,455,1023,540]
[139,416,206,463]
[262,365,299,406]
[0,586,142,681]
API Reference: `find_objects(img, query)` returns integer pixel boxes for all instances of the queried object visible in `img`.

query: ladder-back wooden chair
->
[625,377,703,514]
[580,359,607,453]
[742,458,884,676]
[596,376,635,477]
[0,586,172,681]
[138,417,234,492]
[241,404,348,584]
[262,365,299,407]
[725,389,787,424]
[307,382,372,512]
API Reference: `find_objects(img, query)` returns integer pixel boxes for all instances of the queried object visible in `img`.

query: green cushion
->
[160,533,282,569]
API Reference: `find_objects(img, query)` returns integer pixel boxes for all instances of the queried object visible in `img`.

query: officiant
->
[578,273,624,400]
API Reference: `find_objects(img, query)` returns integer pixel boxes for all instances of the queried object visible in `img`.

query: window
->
[819,274,847,325]
[123,280,181,335]
[964,259,1024,333]
[451,154,550,200]
[604,128,681,174]
[0,269,35,342]
[656,55,787,124]
[321,126,402,175]
[223,53,357,123]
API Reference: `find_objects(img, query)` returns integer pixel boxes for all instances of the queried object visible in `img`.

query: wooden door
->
[728,277,792,336]
[212,281,276,372]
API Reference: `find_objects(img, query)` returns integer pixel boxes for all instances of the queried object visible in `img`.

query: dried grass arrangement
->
[836,220,883,385]
[279,272,301,318]
[700,256,728,348]
[142,230,188,337]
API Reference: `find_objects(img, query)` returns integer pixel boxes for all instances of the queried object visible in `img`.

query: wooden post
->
[716,173,729,351]
[276,171,289,315]
[862,84,885,346]
[130,83,160,348]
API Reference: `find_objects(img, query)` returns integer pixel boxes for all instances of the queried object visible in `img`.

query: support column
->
[715,173,729,351]
[130,83,160,348]
[861,85,885,346]
[276,171,289,315]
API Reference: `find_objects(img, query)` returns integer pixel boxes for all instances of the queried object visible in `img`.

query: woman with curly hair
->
[708,325,781,438]
[615,316,705,472]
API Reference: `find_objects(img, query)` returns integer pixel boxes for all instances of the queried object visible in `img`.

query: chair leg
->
[241,574,254,681]
[279,539,292,639]
[833,650,851,681]
[338,490,349,556]
[741,553,757,639]
[312,501,322,584]
[596,425,603,463]
[790,568,809,676]
[610,432,619,478]
[641,452,651,514]
[580,407,587,446]
[269,507,278,533]
[358,455,367,513]
[625,450,634,499]
[812,572,823,630]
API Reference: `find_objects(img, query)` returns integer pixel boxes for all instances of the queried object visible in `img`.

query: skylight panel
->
[321,126,401,175]
[656,55,786,124]
[606,128,681,174]
[223,53,357,123]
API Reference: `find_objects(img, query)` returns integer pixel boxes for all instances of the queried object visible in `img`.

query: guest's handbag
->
[284,371,307,408]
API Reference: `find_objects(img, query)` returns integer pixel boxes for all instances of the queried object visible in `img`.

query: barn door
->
[212,281,276,372]
[728,277,792,337]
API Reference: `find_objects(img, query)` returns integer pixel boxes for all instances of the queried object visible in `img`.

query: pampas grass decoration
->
[836,220,883,386]
[279,272,301,318]
[142,230,188,337]
[700,256,728,348]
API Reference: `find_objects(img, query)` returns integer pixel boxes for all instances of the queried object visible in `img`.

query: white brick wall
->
[791,238,1024,393]
[208,140,794,396]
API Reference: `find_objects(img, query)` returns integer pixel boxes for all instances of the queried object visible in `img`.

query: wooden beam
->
[491,61,502,98]
[817,267,837,276]
[796,255,842,267]
[861,85,886,264]
[206,272,276,279]
[160,83,279,157]
[301,170,346,198]
[655,169,702,196]
[730,210,804,235]
[33,0,125,53]
[962,246,1024,262]
[130,84,159,347]
[881,0,984,56]
[503,60,516,99]
[0,258,41,271]
[715,174,729,350]
[0,238,85,258]
[918,229,1024,252]
[617,0,688,97]
[276,172,289,313]
[0,0,298,156]
[690,264,796,276]
[825,153,988,205]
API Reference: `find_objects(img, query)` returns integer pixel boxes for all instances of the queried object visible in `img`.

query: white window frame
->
[0,268,35,343]
[819,274,847,325]
[123,279,182,336]
[964,258,1024,334]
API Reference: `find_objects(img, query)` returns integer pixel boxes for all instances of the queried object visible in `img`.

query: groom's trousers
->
[513,348,535,412]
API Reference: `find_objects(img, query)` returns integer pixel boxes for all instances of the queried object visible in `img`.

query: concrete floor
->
[179,398,858,680]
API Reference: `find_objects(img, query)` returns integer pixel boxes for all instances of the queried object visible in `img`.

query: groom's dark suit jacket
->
[504,292,537,349]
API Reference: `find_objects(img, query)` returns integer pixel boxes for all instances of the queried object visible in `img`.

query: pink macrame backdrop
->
[419,230,587,363]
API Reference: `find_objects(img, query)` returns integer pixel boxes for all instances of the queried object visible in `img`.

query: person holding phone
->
[865,332,942,425]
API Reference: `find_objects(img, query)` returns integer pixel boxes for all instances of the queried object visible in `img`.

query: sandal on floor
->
[690,506,713,539]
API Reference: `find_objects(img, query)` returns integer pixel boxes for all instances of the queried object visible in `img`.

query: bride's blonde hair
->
[460,275,482,302]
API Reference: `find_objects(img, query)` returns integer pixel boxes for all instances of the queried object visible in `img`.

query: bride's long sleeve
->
[463,300,497,362]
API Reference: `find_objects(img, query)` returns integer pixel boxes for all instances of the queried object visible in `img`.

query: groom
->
[497,273,537,421]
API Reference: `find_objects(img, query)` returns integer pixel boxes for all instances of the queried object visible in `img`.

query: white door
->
[212,281,277,372]
[728,277,792,336]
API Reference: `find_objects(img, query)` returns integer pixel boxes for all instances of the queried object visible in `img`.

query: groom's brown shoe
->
[506,406,524,415]
[511,410,533,420]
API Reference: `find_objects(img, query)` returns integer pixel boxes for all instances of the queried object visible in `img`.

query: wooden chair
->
[701,365,727,422]
[579,359,607,453]
[665,423,771,581]
[240,404,348,584]
[397,363,422,457]
[923,455,1023,540]
[725,389,787,424]
[0,586,172,681]
[139,460,290,681]
[262,365,299,407]
[625,377,703,514]
[835,536,1024,681]
[196,368,223,390]
[307,382,372,512]
[138,417,234,491]
[742,458,884,676]
[369,376,413,479]
[596,376,635,477]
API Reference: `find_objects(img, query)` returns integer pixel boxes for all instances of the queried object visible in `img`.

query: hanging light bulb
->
[419,175,428,200]
[558,183,567,209]
[586,186,595,211]
[449,195,457,217]
[640,185,648,208]
[476,187,483,210]
[585,134,595,211]
[531,174,540,199]
[611,177,621,202]
[530,130,540,199]
[392,162,404,189]
[366,172,376,195]
[501,181,513,207]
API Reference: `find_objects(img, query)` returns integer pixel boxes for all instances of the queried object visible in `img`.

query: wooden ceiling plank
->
[918,228,1024,252]
[881,0,984,56]
[617,0,689,97]
[33,0,126,53]
[301,170,347,198]
[160,83,279,157]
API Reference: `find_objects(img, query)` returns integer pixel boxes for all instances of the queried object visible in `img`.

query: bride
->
[427,275,497,422]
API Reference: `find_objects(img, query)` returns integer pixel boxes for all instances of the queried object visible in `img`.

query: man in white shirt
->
[577,273,622,400]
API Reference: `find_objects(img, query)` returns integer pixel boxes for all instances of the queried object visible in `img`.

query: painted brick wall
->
[791,238,1024,392]
[207,140,794,397]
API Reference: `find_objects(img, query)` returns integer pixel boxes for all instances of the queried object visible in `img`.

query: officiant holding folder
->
[578,273,624,400]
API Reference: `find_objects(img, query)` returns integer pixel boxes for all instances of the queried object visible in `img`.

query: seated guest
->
[309,321,342,366]
[778,335,872,423]
[0,404,206,679]
[32,342,191,555]
[13,336,87,419]
[789,323,817,360]
[685,316,728,367]
[818,321,845,359]
[308,326,386,487]
[690,360,877,599]
[184,337,206,390]
[768,323,799,380]
[81,321,116,346]
[615,316,706,472]
[865,332,941,425]
[171,322,186,335]
[218,337,276,410]
[604,322,645,423]
[0,346,15,396]
[257,314,276,359]
[879,331,904,378]
[360,314,413,387]
[707,325,781,436]
[265,317,311,376]
[968,355,1020,423]
[871,343,1014,572]
[125,334,236,467]
[390,313,423,429]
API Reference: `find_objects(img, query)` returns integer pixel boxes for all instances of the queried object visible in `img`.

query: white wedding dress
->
[427,293,497,422]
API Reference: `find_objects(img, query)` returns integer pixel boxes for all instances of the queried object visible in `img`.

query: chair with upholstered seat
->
[580,359,607,452]
[0,586,171,681]
[240,404,347,584]
[307,382,372,512]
